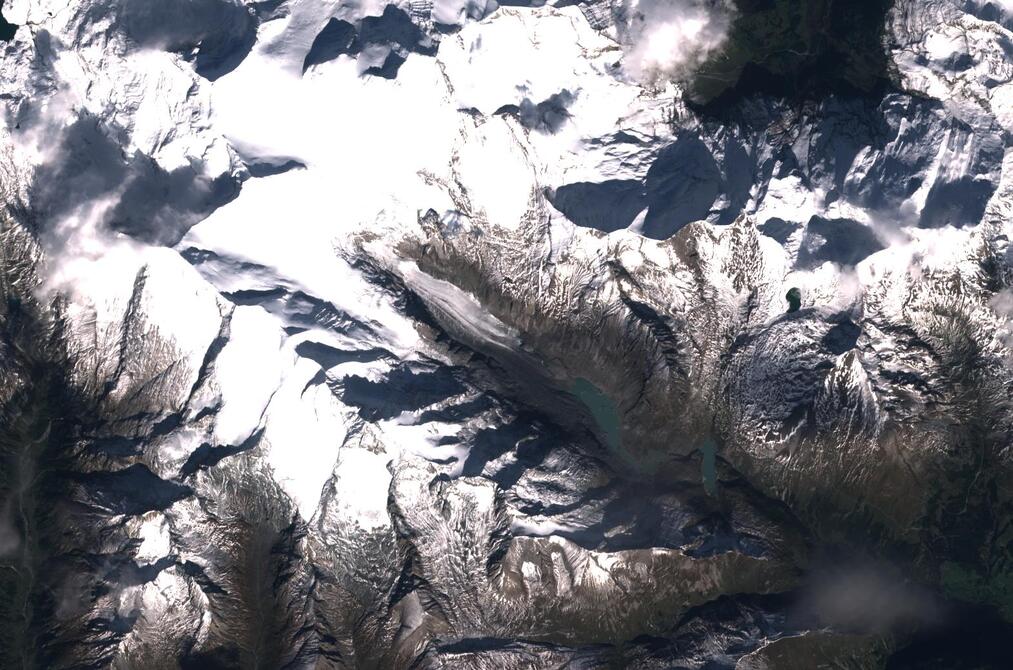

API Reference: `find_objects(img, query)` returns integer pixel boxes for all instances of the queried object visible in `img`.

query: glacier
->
[0,0,1012,667]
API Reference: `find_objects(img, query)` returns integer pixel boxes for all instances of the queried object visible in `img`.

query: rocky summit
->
[1,0,1013,667]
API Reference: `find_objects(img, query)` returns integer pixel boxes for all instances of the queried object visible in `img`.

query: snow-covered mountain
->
[1,0,1012,667]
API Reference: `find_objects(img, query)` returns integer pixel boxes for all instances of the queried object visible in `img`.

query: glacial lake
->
[571,377,717,494]
[571,377,622,452]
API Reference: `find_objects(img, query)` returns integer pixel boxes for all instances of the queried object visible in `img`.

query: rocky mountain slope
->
[1,0,1012,667]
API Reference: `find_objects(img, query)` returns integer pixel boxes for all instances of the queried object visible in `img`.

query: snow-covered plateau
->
[1,0,1013,667]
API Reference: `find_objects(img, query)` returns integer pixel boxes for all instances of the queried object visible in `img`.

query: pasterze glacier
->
[1,0,1012,667]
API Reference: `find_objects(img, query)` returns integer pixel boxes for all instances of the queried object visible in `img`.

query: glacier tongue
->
[1,0,1013,667]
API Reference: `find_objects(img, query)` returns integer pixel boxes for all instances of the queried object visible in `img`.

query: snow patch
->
[214,306,288,445]
[328,448,393,531]
[261,358,348,520]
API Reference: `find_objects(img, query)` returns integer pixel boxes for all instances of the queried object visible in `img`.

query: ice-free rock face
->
[2,0,1013,668]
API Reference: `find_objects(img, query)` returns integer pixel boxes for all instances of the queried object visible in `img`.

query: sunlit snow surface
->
[179,4,650,514]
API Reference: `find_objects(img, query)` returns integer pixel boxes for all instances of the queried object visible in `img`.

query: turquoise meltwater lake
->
[571,377,622,452]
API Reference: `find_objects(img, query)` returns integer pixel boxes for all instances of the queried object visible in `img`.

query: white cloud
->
[991,287,1013,317]
[618,0,733,84]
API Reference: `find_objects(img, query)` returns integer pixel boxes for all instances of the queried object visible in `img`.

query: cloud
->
[617,0,733,85]
[792,559,942,634]
[28,112,239,249]
[4,87,239,300]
